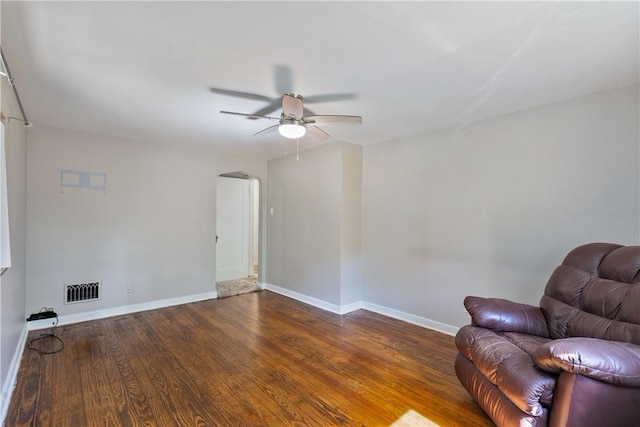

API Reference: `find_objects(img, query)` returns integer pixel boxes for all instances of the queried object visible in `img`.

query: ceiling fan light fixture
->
[278,123,306,139]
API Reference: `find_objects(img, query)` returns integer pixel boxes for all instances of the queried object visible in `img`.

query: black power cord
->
[27,315,64,355]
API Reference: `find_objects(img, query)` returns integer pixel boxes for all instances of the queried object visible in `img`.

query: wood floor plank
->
[6,291,493,426]
[114,313,214,426]
[221,297,447,424]
[10,336,44,426]
[176,302,369,426]
[77,322,124,427]
[137,307,257,426]
[192,298,393,425]
[100,319,158,426]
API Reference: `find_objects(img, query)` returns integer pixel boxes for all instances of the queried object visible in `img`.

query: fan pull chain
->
[296,139,299,161]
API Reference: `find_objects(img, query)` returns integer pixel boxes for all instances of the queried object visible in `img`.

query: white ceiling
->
[2,1,638,159]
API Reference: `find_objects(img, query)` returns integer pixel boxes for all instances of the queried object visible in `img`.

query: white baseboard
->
[27,291,218,331]
[265,283,356,314]
[0,324,29,425]
[362,302,459,336]
[264,283,458,335]
[340,300,364,314]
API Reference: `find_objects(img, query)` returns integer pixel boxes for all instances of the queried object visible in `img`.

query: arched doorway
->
[215,172,262,297]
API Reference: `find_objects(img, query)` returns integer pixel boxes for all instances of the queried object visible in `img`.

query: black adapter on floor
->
[27,309,58,321]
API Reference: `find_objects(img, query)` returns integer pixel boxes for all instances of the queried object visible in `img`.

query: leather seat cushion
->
[456,325,556,416]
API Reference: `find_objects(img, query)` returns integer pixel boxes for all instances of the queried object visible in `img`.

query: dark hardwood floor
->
[6,291,493,426]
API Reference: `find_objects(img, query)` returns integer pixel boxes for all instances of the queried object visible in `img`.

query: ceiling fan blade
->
[304,115,362,125]
[251,100,282,118]
[304,93,356,104]
[253,124,279,137]
[303,107,316,117]
[282,94,303,119]
[210,88,272,102]
[306,124,330,141]
[274,65,293,95]
[220,111,279,120]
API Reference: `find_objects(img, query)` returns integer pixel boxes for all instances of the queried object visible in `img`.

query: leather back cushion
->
[540,243,640,344]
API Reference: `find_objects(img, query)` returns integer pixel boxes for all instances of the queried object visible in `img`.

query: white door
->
[216,177,250,282]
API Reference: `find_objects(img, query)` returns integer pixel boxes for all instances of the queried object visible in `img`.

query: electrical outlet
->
[128,284,135,293]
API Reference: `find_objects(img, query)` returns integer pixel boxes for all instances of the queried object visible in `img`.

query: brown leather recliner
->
[455,243,640,427]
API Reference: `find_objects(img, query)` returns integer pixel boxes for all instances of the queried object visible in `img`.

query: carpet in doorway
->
[216,276,261,298]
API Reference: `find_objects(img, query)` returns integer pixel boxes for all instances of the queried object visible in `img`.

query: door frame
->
[216,171,264,284]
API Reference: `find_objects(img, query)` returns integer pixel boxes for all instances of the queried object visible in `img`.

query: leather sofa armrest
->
[534,337,640,387]
[464,296,550,337]
[550,372,640,427]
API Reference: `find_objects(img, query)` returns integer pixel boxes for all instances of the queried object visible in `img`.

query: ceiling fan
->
[211,65,362,140]
[219,93,362,140]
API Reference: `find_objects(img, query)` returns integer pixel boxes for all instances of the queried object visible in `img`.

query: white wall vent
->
[64,282,100,304]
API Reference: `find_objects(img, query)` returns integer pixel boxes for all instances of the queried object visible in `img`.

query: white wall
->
[26,125,266,316]
[267,143,343,304]
[361,85,640,328]
[266,142,363,306]
[0,81,29,413]
[340,143,362,306]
